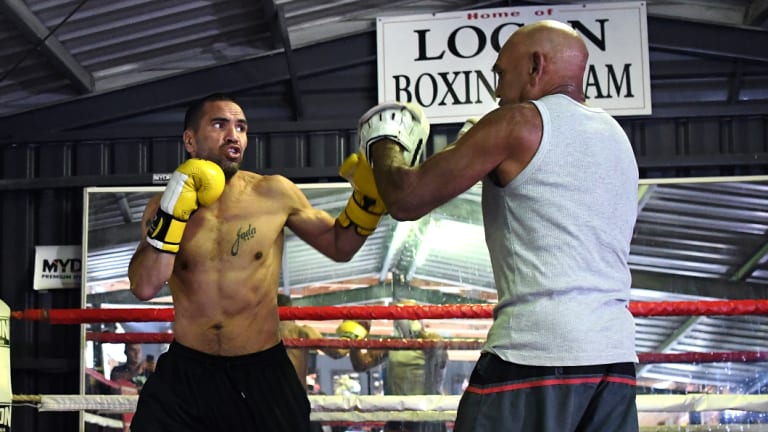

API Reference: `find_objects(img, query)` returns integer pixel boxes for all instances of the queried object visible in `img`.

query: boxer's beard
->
[221,161,240,179]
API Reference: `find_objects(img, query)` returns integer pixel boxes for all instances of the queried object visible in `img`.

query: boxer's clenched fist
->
[337,153,386,236]
[336,320,370,340]
[147,158,225,253]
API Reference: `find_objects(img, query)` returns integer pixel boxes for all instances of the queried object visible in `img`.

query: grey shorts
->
[454,354,638,432]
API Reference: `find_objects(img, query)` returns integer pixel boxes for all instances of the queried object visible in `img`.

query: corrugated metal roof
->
[1,0,764,118]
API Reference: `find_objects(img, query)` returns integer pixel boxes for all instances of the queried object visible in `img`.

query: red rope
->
[12,299,768,324]
[639,351,768,364]
[84,332,768,364]
[12,307,175,324]
[84,367,132,391]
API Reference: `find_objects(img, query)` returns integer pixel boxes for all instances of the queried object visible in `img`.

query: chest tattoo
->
[231,224,256,256]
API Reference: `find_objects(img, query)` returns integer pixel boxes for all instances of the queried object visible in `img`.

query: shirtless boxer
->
[127,93,420,431]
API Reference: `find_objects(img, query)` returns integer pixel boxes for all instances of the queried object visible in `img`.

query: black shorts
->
[131,340,310,432]
[454,353,638,432]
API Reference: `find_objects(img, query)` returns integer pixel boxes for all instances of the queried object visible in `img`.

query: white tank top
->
[482,94,639,366]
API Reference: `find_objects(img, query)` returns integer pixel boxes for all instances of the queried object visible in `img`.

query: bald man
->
[359,20,639,431]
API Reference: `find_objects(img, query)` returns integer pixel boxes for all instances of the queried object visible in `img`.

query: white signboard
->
[377,1,650,123]
[33,245,82,290]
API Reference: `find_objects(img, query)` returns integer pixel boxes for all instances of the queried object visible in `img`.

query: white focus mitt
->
[358,101,430,167]
[457,117,479,140]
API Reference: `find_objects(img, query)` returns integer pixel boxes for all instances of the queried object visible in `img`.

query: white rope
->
[638,393,768,413]
[83,412,123,429]
[42,394,137,413]
[30,394,768,419]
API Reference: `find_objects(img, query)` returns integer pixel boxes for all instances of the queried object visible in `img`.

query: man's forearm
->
[128,242,174,301]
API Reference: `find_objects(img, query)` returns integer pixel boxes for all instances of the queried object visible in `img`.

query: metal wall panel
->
[2,118,768,431]
[0,185,82,431]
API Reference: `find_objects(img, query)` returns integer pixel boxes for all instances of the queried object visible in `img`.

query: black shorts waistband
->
[167,340,287,367]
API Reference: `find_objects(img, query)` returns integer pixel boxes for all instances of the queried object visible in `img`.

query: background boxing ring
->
[8,301,768,431]
[54,178,768,430]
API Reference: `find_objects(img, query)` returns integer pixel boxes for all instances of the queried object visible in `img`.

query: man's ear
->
[530,52,544,85]
[182,130,195,155]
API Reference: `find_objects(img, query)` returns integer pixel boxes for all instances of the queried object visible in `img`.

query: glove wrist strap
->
[337,194,383,236]
[146,209,187,254]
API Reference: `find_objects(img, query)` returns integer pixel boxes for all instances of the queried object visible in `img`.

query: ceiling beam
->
[745,0,768,26]
[0,30,376,138]
[88,222,141,250]
[647,15,768,63]
[631,270,768,299]
[1,14,766,140]
[291,283,485,306]
[0,0,93,93]
[729,240,768,281]
[262,0,305,120]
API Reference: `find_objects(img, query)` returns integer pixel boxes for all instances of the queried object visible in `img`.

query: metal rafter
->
[745,0,768,26]
[648,15,768,63]
[290,283,486,306]
[0,30,375,138]
[262,0,305,120]
[0,0,93,93]
[631,270,768,299]
[1,12,767,140]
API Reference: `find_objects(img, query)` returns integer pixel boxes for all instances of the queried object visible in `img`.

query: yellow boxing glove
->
[337,153,386,236]
[336,320,369,340]
[147,158,225,253]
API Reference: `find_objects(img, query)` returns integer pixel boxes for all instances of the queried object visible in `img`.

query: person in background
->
[109,343,153,432]
[110,343,151,392]
[278,293,352,432]
[347,300,448,432]
[278,293,350,389]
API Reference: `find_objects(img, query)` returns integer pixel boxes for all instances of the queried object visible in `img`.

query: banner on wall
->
[377,1,650,123]
[33,245,82,290]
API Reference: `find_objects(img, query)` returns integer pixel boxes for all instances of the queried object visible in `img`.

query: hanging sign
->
[377,1,650,123]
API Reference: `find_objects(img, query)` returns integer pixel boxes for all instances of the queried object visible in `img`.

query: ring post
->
[0,300,11,431]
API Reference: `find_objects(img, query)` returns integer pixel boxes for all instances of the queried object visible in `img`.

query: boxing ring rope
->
[11,393,768,418]
[12,299,768,323]
[83,331,768,364]
[9,300,768,428]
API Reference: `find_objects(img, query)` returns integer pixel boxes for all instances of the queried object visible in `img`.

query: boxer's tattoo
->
[231,224,256,256]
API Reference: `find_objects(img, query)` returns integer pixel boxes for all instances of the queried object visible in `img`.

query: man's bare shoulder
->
[487,102,543,148]
[494,101,541,125]
[236,171,296,193]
